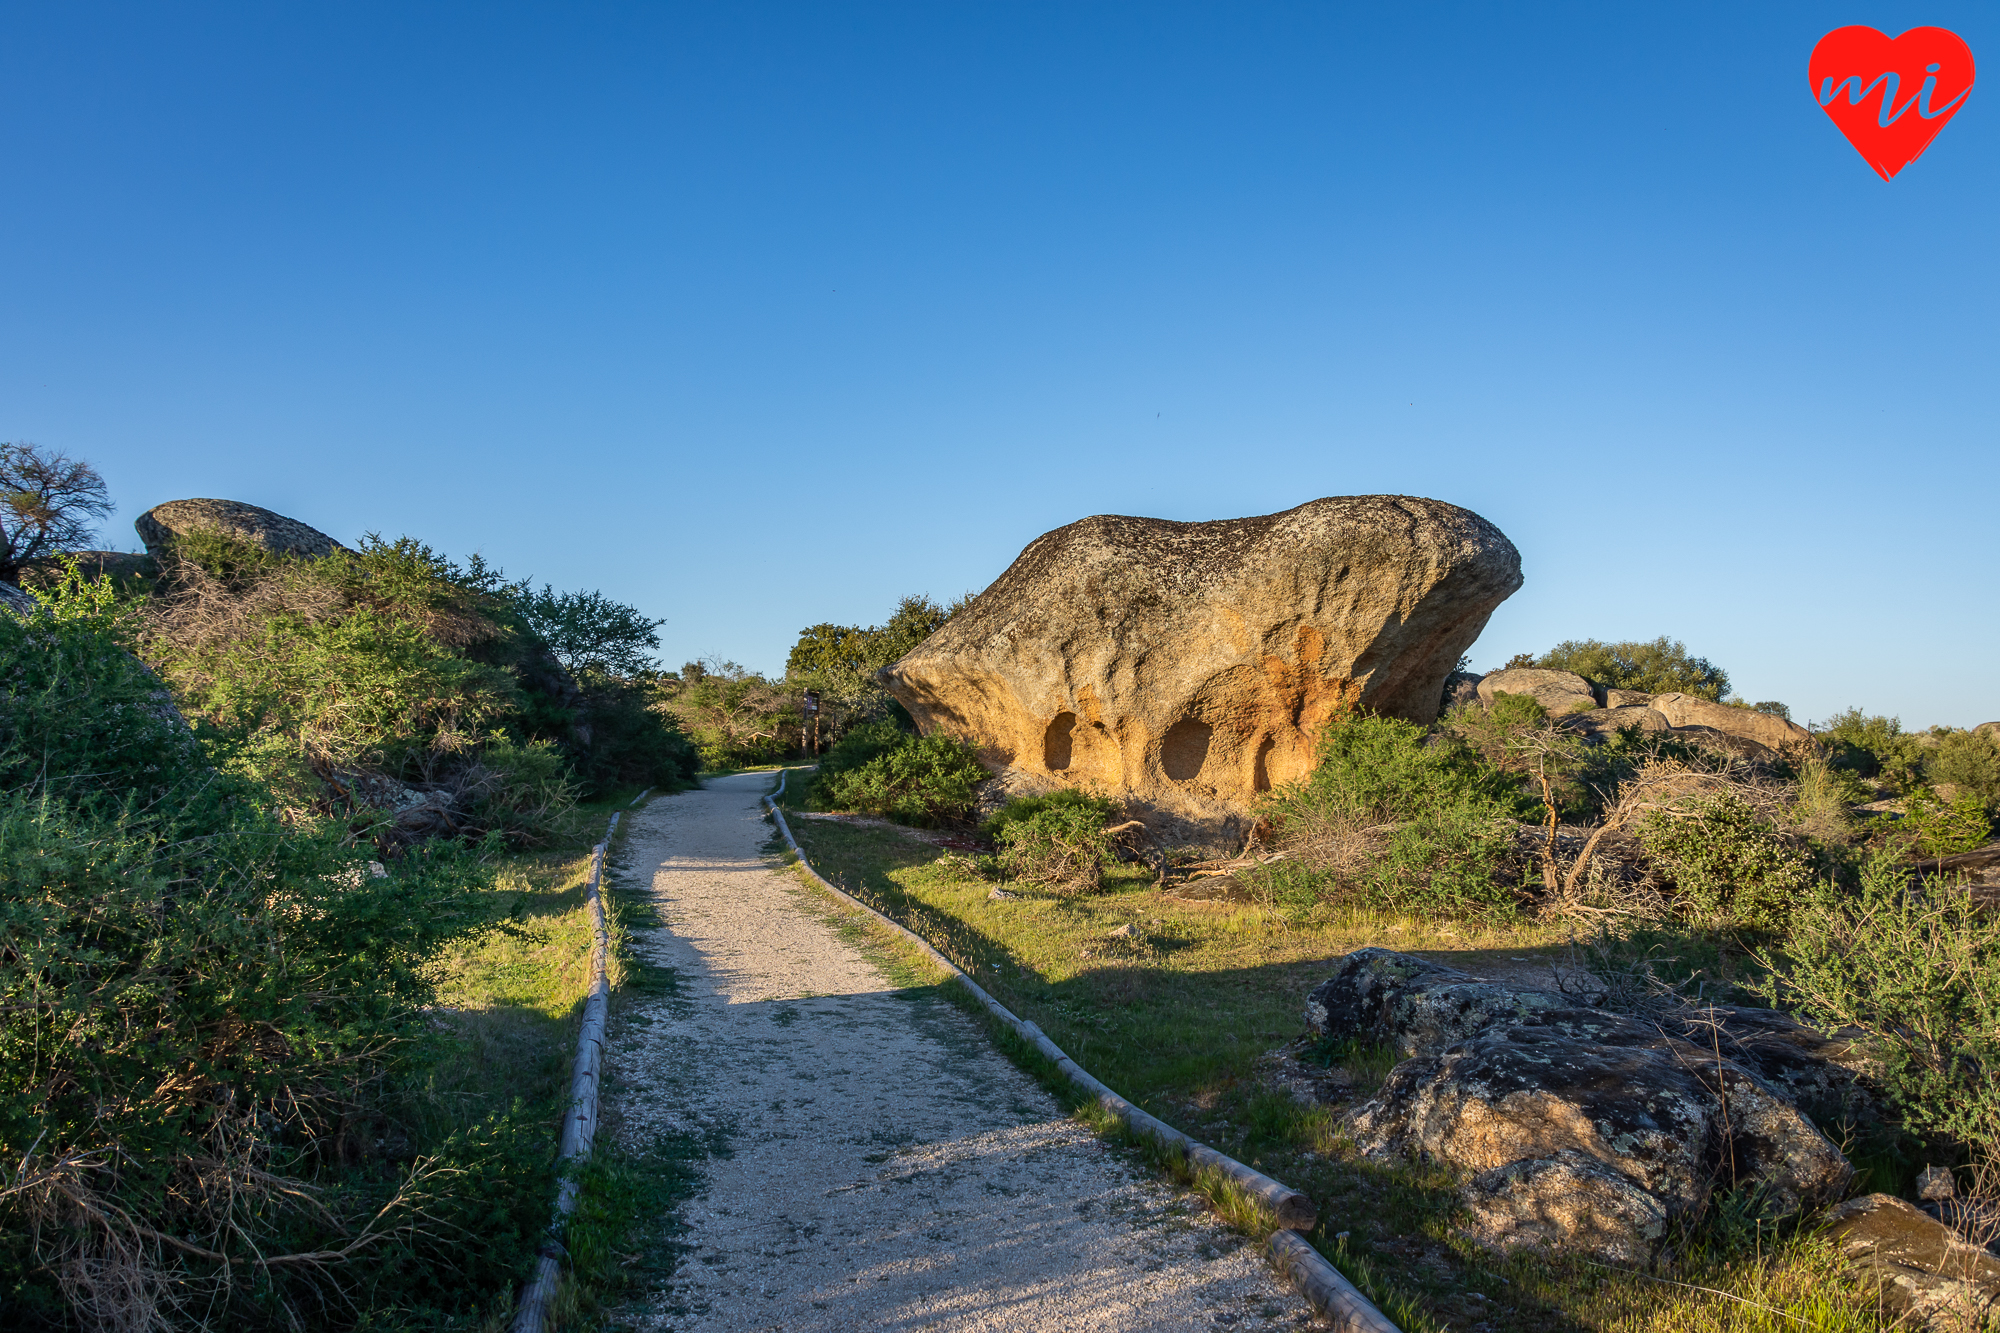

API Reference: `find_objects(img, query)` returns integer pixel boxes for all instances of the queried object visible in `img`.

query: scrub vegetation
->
[0,523,697,1330]
[773,637,2000,1333]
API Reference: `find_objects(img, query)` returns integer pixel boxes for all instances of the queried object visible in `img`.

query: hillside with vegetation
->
[0,456,707,1329]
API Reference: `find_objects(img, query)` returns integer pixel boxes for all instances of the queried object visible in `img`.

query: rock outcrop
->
[135,499,347,560]
[1647,693,1814,751]
[1306,950,1856,1263]
[0,582,37,616]
[881,496,1522,840]
[1825,1194,2000,1330]
[1475,668,1599,715]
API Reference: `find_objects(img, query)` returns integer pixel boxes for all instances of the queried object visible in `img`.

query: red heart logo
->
[1810,26,1975,179]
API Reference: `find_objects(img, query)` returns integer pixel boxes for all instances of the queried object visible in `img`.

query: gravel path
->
[606,772,1318,1332]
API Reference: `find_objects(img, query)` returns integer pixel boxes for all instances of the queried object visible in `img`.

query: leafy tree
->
[786,593,958,734]
[0,441,113,584]
[655,659,798,769]
[510,583,664,676]
[1505,636,1730,700]
[1816,708,1928,786]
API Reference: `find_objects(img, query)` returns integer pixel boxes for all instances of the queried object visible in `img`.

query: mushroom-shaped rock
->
[135,499,347,560]
[881,496,1522,840]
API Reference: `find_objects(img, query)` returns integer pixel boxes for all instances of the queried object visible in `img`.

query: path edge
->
[763,770,1400,1333]
[510,808,623,1333]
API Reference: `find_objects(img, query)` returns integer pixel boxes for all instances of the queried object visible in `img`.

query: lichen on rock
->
[1306,949,1857,1263]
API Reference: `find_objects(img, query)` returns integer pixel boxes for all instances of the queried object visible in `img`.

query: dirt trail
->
[606,772,1318,1332]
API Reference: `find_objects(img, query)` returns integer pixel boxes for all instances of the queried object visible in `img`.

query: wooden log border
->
[763,770,1400,1333]
[510,808,623,1333]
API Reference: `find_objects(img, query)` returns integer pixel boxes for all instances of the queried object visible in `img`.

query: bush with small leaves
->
[815,729,987,826]
[994,799,1115,894]
[1636,792,1816,931]
[1757,851,2000,1165]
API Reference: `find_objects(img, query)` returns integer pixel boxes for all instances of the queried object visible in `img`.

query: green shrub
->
[1636,793,1815,931]
[980,786,1116,840]
[1895,787,1994,858]
[135,532,694,818]
[1368,794,1522,917]
[804,717,907,797]
[1816,708,1928,787]
[1927,730,2000,810]
[461,734,582,845]
[1263,708,1530,918]
[815,730,987,826]
[0,587,522,1327]
[569,673,700,795]
[994,797,1115,894]
[1757,851,2000,1163]
[1506,636,1729,700]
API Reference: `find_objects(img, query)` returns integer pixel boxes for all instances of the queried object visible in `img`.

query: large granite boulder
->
[881,496,1522,839]
[135,499,347,560]
[1307,950,1855,1263]
[1475,668,1599,715]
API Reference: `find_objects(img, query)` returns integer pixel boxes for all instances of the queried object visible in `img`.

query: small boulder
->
[1476,668,1599,715]
[1604,688,1656,709]
[135,499,347,561]
[1975,721,2000,741]
[1564,705,1670,740]
[0,582,36,617]
[1649,694,1814,752]
[1825,1194,2000,1331]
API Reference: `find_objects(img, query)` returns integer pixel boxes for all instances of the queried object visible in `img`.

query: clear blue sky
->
[4,3,1994,727]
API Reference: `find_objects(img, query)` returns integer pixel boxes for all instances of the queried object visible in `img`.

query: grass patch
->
[780,816,1892,1333]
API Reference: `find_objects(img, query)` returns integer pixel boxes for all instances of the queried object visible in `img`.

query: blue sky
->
[3,3,1995,727]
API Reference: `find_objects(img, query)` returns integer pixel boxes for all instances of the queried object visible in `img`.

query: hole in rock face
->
[1044,712,1076,772]
[1252,736,1275,792]
[1161,717,1212,782]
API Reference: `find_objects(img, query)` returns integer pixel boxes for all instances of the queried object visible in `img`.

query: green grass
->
[779,816,1892,1333]
[407,796,664,1332]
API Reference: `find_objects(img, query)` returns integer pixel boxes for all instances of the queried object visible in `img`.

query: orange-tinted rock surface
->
[882,496,1522,839]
